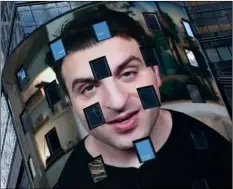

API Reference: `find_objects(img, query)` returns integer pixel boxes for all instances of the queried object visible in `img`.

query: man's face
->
[62,37,162,150]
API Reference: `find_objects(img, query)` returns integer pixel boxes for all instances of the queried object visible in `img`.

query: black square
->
[89,56,112,81]
[137,85,160,110]
[133,136,156,163]
[192,178,209,189]
[83,102,105,130]
[140,47,158,67]
[189,130,209,150]
[88,155,108,183]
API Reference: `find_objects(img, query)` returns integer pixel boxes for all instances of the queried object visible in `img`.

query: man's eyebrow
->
[71,77,97,92]
[114,55,142,76]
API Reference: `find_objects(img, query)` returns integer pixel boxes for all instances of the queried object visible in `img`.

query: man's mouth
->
[106,110,140,132]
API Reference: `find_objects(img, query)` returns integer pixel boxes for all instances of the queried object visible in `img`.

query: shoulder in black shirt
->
[57,110,232,189]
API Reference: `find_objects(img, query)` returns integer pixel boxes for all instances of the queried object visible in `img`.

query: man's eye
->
[81,85,96,94]
[121,71,137,80]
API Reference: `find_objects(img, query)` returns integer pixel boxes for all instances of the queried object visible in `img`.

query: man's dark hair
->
[51,6,153,96]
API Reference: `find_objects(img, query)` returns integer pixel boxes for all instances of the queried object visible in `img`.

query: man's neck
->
[85,109,173,168]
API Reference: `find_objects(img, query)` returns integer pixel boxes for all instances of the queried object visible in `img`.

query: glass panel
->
[199,3,222,11]
[28,157,36,179]
[186,2,197,6]
[183,20,194,37]
[196,1,209,5]
[206,19,221,32]
[197,26,209,34]
[57,6,71,14]
[30,4,44,10]
[217,47,232,61]
[217,16,231,31]
[69,2,83,9]
[143,14,161,31]
[23,26,36,35]
[56,2,70,7]
[19,11,35,26]
[32,9,48,26]
[46,7,59,20]
[44,3,57,8]
[205,48,221,63]
[185,50,199,67]
[229,46,232,54]
[187,84,205,103]
[17,6,30,12]
[221,2,232,9]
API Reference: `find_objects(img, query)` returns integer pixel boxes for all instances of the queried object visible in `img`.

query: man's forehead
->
[62,37,140,78]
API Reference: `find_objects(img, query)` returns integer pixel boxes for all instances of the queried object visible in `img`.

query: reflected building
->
[1,1,92,189]
[183,1,232,112]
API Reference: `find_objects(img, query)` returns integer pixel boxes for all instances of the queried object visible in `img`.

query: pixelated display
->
[140,47,159,67]
[93,21,112,41]
[49,38,66,62]
[88,155,108,183]
[133,137,156,163]
[189,130,209,150]
[137,85,161,110]
[89,56,112,81]
[83,102,105,130]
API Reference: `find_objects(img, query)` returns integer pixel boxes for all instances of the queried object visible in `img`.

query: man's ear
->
[152,65,162,87]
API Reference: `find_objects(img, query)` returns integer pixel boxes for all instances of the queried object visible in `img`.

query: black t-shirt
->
[57,110,232,189]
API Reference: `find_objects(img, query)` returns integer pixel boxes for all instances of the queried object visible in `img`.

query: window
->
[46,7,59,20]
[56,2,71,14]
[16,162,30,189]
[28,157,36,179]
[186,84,205,103]
[17,6,30,12]
[217,16,231,31]
[182,20,194,37]
[45,127,62,155]
[197,26,209,34]
[69,2,83,9]
[16,66,29,91]
[217,47,232,61]
[23,25,36,35]
[44,80,61,111]
[143,13,161,32]
[221,2,232,9]
[19,109,30,134]
[206,19,221,32]
[18,11,35,27]
[185,50,199,67]
[32,9,48,26]
[205,48,221,63]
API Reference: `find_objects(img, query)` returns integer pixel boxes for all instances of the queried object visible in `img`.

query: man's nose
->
[102,80,128,111]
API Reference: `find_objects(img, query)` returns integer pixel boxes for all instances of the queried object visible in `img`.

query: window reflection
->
[19,11,35,26]
[46,8,60,19]
[205,48,221,63]
[32,9,48,26]
[197,26,209,34]
[23,25,36,35]
[217,47,232,61]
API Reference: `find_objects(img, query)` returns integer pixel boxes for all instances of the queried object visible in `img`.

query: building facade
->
[184,1,232,113]
[1,2,232,189]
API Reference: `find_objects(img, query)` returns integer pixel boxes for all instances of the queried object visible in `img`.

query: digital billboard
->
[2,2,231,189]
